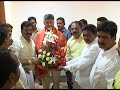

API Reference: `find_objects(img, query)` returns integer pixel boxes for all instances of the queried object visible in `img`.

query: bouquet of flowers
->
[35,30,66,76]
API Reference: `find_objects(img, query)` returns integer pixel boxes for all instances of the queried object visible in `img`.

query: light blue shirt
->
[62,27,71,40]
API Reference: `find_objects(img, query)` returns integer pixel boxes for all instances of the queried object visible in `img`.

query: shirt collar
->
[61,27,66,32]
[21,35,32,44]
[44,27,57,34]
[86,38,98,47]
[72,34,83,40]
[101,43,118,56]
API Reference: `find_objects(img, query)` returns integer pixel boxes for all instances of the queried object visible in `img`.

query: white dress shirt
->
[89,43,120,89]
[64,38,101,89]
[10,36,36,70]
[9,36,36,89]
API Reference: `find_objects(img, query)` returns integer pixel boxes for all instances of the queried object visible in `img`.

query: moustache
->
[98,42,105,46]
[84,39,89,42]
[72,32,77,35]
[27,33,32,35]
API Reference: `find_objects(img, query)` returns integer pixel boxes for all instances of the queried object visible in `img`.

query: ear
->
[112,36,116,41]
[43,21,45,25]
[4,38,9,45]
[94,33,97,37]
[9,73,15,85]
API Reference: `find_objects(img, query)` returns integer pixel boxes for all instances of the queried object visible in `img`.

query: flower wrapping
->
[35,30,66,76]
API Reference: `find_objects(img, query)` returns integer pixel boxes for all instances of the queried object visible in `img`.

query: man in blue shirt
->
[57,17,71,40]
[57,17,72,89]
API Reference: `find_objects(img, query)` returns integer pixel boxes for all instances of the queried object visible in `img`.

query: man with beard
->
[65,21,85,89]
[89,21,120,89]
[9,21,39,89]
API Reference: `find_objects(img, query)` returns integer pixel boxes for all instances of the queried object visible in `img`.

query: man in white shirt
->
[9,21,39,89]
[58,24,101,89]
[89,21,120,89]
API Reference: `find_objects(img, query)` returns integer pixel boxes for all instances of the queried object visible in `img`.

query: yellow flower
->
[46,57,50,61]
[42,62,45,67]
[47,52,50,56]
[42,55,45,59]
[43,51,46,55]
[48,60,52,64]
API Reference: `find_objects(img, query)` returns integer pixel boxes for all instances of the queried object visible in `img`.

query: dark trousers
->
[66,71,73,89]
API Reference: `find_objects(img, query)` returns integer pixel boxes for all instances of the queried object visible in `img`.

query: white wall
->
[4,1,120,41]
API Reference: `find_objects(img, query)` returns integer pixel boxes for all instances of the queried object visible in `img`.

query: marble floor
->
[35,76,68,89]
[35,82,68,89]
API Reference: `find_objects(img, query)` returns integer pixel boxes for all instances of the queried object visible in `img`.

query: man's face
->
[29,19,37,29]
[7,27,13,45]
[4,31,12,48]
[21,26,33,39]
[97,31,115,50]
[116,39,120,55]
[83,29,96,44]
[97,21,103,27]
[7,27,12,38]
[44,19,54,31]
[71,23,82,38]
[57,19,64,31]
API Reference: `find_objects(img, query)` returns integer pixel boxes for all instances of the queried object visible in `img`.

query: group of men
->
[0,14,120,89]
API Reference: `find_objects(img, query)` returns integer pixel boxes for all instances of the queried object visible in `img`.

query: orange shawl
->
[34,27,67,53]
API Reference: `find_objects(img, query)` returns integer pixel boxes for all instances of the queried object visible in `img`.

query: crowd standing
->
[1,15,120,89]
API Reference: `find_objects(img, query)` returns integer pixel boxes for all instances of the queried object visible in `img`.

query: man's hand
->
[31,57,41,65]
[57,65,65,70]
[24,68,30,74]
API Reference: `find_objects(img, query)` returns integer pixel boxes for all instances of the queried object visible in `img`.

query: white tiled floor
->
[35,82,68,89]
[35,76,68,89]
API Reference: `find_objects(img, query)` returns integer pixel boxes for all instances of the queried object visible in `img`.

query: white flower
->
[42,62,45,67]
[38,49,42,53]
[53,34,58,39]
[50,57,56,63]
[38,54,42,58]
[43,51,46,55]
[43,37,47,45]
